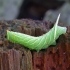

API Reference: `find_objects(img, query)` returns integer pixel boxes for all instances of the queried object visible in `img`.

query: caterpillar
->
[7,14,67,51]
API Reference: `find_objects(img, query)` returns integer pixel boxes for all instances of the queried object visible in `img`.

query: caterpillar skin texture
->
[7,14,67,51]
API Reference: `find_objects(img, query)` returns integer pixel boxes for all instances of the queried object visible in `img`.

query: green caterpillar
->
[7,14,67,51]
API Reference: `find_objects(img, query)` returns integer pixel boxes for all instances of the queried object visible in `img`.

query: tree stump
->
[0,19,70,70]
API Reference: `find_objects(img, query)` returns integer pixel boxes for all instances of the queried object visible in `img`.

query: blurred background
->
[0,0,70,25]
